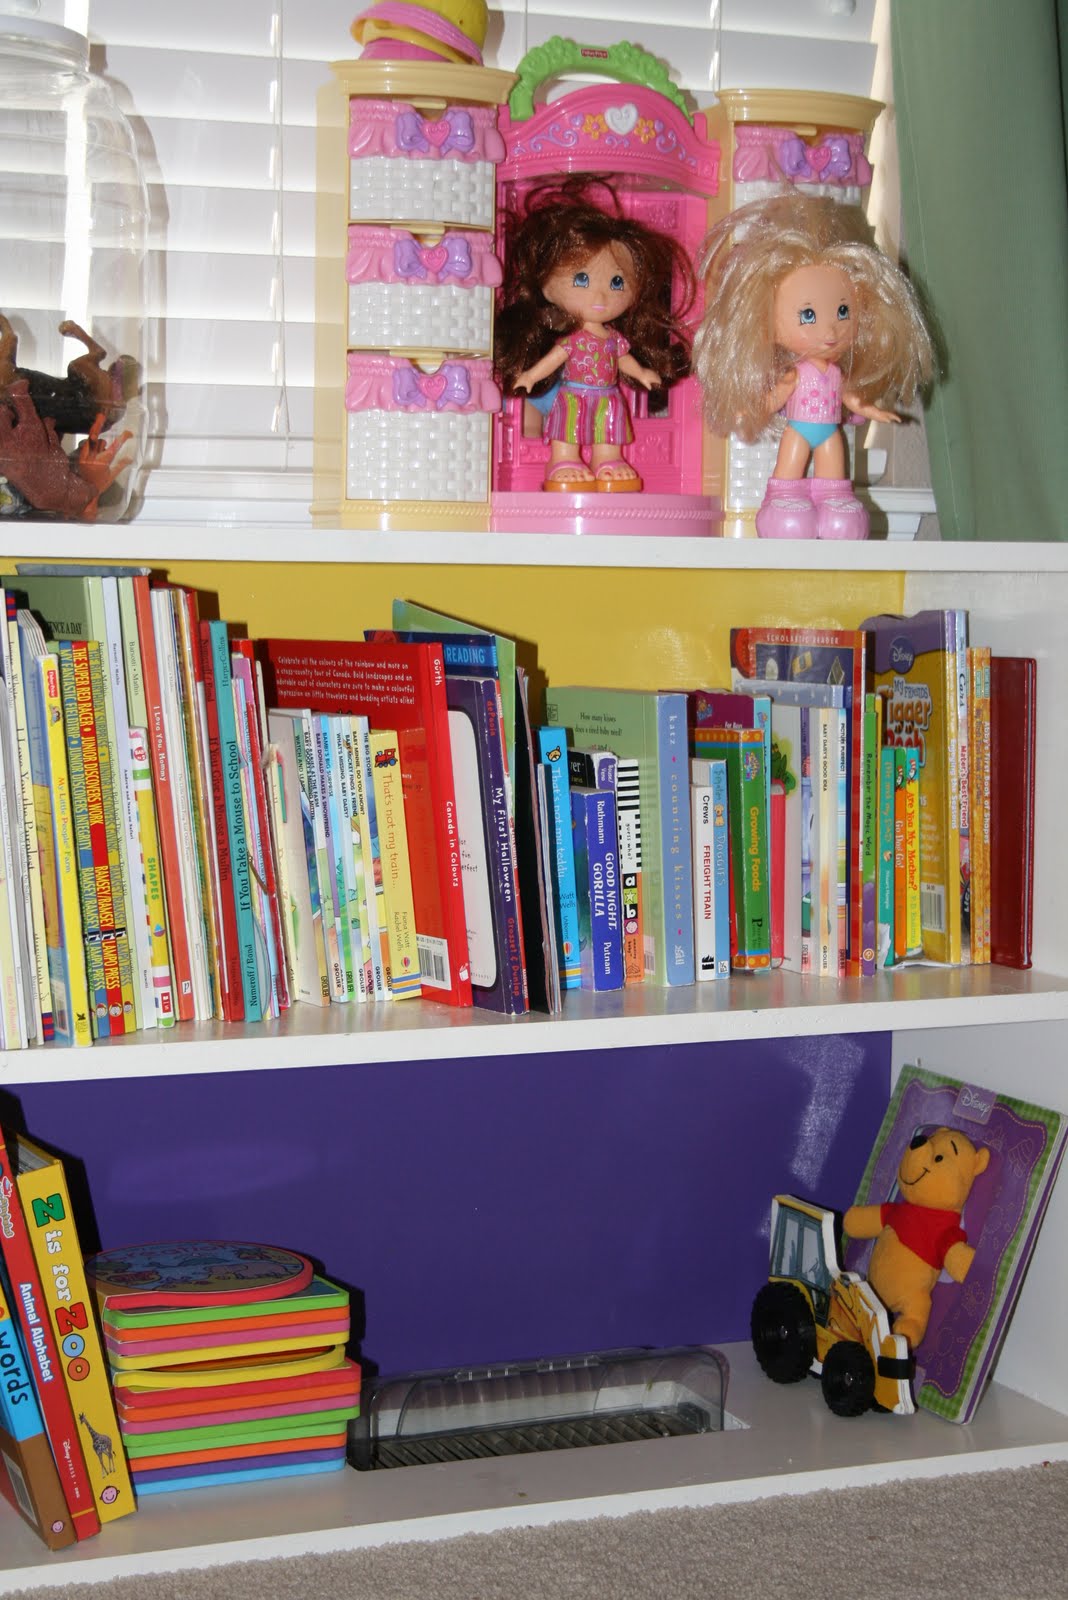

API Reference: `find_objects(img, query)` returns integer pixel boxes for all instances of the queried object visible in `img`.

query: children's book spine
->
[368,730,422,1000]
[12,1138,135,1525]
[614,756,644,985]
[310,714,350,1003]
[835,705,849,979]
[153,588,211,1020]
[799,707,813,975]
[205,623,260,1020]
[175,594,224,1020]
[56,642,112,1038]
[0,596,35,1044]
[485,678,528,1011]
[337,718,372,1002]
[570,788,623,991]
[877,743,896,969]
[860,693,879,976]
[329,716,368,1003]
[975,646,992,963]
[232,666,284,1018]
[690,782,717,982]
[893,745,908,964]
[116,577,148,730]
[132,577,194,1022]
[198,621,242,1022]
[0,1266,80,1548]
[265,712,330,1007]
[657,694,694,985]
[904,746,922,956]
[709,758,731,978]
[536,729,583,990]
[128,730,176,1025]
[816,708,839,979]
[954,608,971,964]
[86,640,138,1033]
[941,612,963,966]
[693,729,771,971]
[4,596,52,1040]
[22,647,90,1047]
[0,1128,98,1537]
[98,579,144,1030]
[104,604,156,1032]
[0,715,26,1047]
[348,715,388,1002]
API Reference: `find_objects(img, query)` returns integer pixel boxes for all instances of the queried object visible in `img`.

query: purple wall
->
[8,1031,890,1376]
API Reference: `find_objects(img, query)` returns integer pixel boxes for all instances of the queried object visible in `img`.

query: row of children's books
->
[0,572,1038,1047]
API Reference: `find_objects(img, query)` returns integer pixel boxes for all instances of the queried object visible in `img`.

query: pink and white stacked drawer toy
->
[346,225,501,353]
[331,57,512,524]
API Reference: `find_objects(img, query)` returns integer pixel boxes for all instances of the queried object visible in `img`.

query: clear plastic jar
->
[0,12,148,522]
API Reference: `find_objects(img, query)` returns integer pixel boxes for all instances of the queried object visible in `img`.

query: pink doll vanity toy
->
[694,192,934,540]
[494,175,694,496]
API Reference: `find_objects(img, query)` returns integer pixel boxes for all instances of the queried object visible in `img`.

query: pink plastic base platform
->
[490,492,722,537]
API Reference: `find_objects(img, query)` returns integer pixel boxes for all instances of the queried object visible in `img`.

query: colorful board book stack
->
[844,1065,1067,1424]
[84,1240,360,1496]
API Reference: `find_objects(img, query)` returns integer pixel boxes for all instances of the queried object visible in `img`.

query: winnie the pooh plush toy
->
[844,1126,990,1349]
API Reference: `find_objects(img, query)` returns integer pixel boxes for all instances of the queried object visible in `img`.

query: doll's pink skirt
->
[544,382,633,447]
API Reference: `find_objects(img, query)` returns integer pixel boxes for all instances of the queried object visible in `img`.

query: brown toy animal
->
[844,1126,990,1349]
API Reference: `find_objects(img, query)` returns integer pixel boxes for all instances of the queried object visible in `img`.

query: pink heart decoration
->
[423,120,450,147]
[808,141,832,173]
[421,373,447,401]
[422,245,449,274]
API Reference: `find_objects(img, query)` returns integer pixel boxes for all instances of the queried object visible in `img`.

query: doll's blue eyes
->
[798,304,850,324]
[572,272,590,288]
[837,303,850,320]
[799,307,816,324]
[610,275,625,291]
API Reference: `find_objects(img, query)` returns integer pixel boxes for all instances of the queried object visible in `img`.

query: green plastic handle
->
[508,36,692,123]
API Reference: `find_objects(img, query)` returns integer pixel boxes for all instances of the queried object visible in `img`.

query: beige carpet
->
[6,1462,1067,1600]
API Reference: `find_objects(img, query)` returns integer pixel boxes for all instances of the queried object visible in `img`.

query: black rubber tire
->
[821,1339,876,1417]
[751,1282,817,1384]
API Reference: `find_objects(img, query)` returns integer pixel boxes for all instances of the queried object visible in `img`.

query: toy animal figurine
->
[844,1125,990,1349]
[494,177,694,493]
[693,192,934,539]
[0,314,138,520]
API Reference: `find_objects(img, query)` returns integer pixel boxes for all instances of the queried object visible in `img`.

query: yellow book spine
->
[368,729,422,999]
[5,612,53,1036]
[904,749,922,955]
[14,1137,136,1523]
[41,655,93,1048]
[106,1327,349,1370]
[129,728,177,1025]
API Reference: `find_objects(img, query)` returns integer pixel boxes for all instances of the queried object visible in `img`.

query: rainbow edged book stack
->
[84,1240,360,1496]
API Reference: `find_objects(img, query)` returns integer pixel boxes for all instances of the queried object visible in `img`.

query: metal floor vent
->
[368,1401,711,1470]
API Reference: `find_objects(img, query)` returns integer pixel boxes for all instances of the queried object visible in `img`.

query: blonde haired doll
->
[694,193,934,538]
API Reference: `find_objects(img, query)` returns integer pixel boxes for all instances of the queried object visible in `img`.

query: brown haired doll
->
[495,177,694,492]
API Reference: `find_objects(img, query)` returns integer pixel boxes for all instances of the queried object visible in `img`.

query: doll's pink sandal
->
[810,477,869,540]
[755,477,817,539]
[594,460,642,493]
[543,461,595,492]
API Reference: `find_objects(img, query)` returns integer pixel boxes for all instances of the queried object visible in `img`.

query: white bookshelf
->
[1,526,1065,1583]
[1,1340,1066,1593]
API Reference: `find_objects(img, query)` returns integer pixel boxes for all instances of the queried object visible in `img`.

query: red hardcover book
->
[132,575,195,1021]
[199,619,243,1021]
[989,656,1036,970]
[0,1126,100,1540]
[260,637,472,1007]
[730,626,868,977]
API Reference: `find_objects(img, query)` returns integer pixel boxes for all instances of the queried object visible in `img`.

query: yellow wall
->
[156,560,905,710]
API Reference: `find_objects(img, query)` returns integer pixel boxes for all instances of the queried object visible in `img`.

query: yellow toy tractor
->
[750,1195,915,1417]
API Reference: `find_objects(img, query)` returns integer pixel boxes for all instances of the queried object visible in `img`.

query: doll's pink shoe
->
[810,477,869,540]
[755,477,817,539]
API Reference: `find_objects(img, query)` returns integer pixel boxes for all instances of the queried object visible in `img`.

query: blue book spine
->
[657,693,694,985]
[571,788,624,992]
[710,758,731,978]
[537,726,582,990]
[0,1276,46,1443]
[206,622,261,1020]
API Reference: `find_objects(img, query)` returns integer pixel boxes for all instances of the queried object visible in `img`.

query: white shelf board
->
[2,1340,1065,1592]
[3,966,1065,1086]
[3,523,1068,572]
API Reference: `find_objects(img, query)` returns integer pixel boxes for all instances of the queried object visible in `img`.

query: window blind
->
[81,0,877,516]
